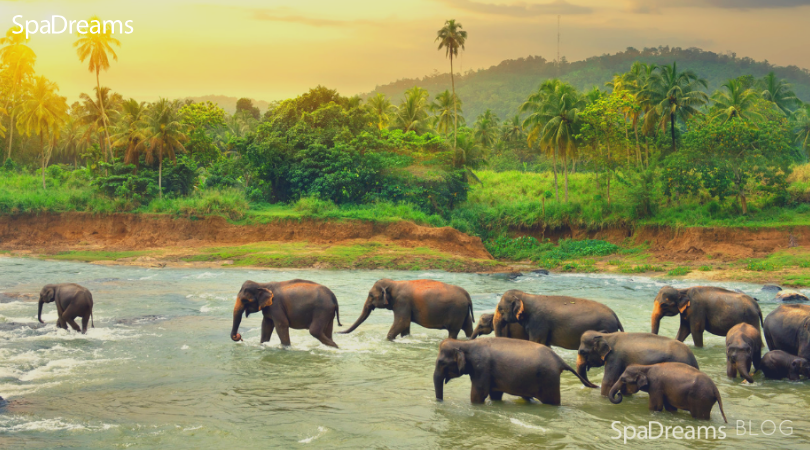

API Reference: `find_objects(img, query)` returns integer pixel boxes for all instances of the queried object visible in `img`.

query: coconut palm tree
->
[435,19,467,151]
[535,82,584,203]
[141,98,188,198]
[431,90,463,135]
[394,87,430,133]
[1,28,36,161]
[500,115,523,143]
[642,62,708,151]
[793,104,810,153]
[474,109,500,149]
[760,72,798,116]
[15,76,68,189]
[521,79,565,201]
[366,93,394,131]
[79,86,121,166]
[74,16,121,165]
[60,113,88,167]
[111,98,148,168]
[710,78,765,124]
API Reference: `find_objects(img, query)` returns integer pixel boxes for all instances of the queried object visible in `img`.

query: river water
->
[1,257,809,449]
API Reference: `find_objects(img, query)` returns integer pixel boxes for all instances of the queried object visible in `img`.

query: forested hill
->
[364,46,810,121]
[183,95,270,114]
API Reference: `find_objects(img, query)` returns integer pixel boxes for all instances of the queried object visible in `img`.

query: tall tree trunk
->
[606,138,612,206]
[552,145,559,203]
[450,53,457,155]
[634,119,642,166]
[40,135,46,190]
[96,71,113,169]
[562,147,569,203]
[158,149,163,199]
[645,140,651,169]
[6,111,15,161]
[670,113,676,151]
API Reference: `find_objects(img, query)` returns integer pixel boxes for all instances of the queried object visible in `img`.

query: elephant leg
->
[470,384,489,404]
[261,317,275,343]
[81,315,90,334]
[726,360,737,378]
[325,318,334,339]
[538,378,561,406]
[462,319,473,338]
[387,315,411,341]
[600,364,624,397]
[309,321,339,348]
[676,323,691,343]
[276,325,292,346]
[489,391,504,401]
[400,325,410,337]
[448,329,460,339]
[65,316,81,332]
[648,391,665,412]
[691,325,705,348]
[662,397,678,413]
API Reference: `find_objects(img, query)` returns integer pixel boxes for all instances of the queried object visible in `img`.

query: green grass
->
[620,264,665,274]
[698,265,713,271]
[668,266,692,276]
[50,250,156,262]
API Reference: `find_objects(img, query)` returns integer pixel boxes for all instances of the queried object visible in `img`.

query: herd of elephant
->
[35,279,810,423]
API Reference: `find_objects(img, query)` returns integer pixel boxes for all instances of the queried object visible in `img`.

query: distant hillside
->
[183,95,271,114]
[364,46,810,121]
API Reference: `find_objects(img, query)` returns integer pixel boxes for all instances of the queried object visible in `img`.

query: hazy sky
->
[2,0,809,104]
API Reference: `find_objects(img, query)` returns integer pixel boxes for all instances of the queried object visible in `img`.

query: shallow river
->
[1,257,810,449]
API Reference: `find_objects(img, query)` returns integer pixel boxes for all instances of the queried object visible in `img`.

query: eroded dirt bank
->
[515,224,809,262]
[0,213,492,260]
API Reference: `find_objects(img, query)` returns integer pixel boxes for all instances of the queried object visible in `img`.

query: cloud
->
[627,0,810,13]
[438,0,592,17]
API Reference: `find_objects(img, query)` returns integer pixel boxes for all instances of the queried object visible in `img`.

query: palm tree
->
[793,104,810,153]
[474,109,500,149]
[1,28,36,161]
[394,87,430,133]
[500,115,523,143]
[60,113,88,167]
[535,82,584,202]
[111,98,148,168]
[431,90,463,135]
[642,62,708,151]
[366,93,394,131]
[74,16,121,166]
[141,99,188,198]
[79,86,121,166]
[760,72,798,115]
[435,19,467,151]
[15,76,68,189]
[710,78,764,124]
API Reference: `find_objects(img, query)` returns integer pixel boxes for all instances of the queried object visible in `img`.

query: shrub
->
[668,267,691,276]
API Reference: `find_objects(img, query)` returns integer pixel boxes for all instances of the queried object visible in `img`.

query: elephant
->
[230,280,341,348]
[495,290,623,349]
[725,323,763,383]
[433,337,596,404]
[760,350,810,381]
[608,363,727,422]
[469,312,527,340]
[340,279,474,341]
[764,304,810,361]
[38,283,94,334]
[651,286,763,347]
[577,331,699,396]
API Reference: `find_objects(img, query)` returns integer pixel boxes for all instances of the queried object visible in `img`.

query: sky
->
[1,0,809,105]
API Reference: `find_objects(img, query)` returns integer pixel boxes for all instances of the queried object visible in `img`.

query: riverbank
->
[2,212,810,286]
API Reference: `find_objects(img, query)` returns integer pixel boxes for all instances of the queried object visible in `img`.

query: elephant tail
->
[91,312,95,328]
[331,291,342,327]
[614,312,624,332]
[714,384,728,423]
[468,301,475,324]
[758,306,764,328]
[562,361,598,389]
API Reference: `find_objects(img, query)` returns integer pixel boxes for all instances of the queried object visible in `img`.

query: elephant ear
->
[258,288,274,310]
[637,372,648,389]
[595,337,612,361]
[382,287,389,306]
[678,291,691,314]
[513,298,525,321]
[455,350,466,373]
[43,286,55,303]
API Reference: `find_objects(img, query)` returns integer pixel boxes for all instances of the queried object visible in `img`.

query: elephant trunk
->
[231,299,245,341]
[738,361,754,383]
[433,369,445,400]
[608,380,624,404]
[469,327,482,339]
[651,301,664,335]
[576,354,590,385]
[339,300,374,334]
[37,299,45,324]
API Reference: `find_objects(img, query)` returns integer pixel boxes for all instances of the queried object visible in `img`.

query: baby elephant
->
[433,337,596,405]
[609,362,727,422]
[761,350,810,381]
[469,313,527,340]
[38,283,95,334]
[725,323,763,383]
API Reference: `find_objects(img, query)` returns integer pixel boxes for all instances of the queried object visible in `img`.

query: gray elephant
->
[608,363,727,422]
[433,337,596,404]
[341,279,474,341]
[38,283,95,334]
[469,312,527,340]
[764,304,810,360]
[577,331,699,396]
[761,350,810,381]
[651,286,763,347]
[725,322,762,383]
[496,290,623,349]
